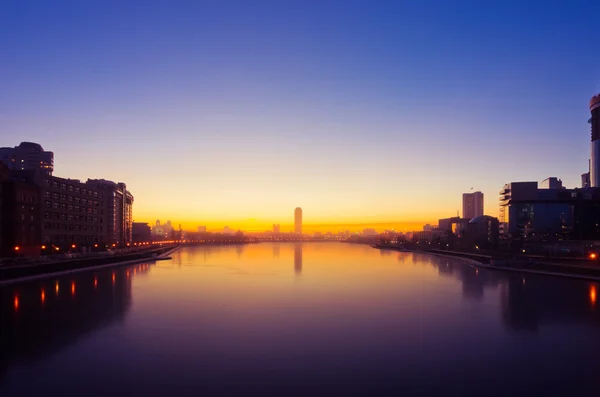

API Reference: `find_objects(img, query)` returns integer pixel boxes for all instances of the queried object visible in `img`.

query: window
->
[93,192,98,198]
[82,189,87,195]
[61,214,66,220]
[44,191,51,198]
[75,187,80,193]
[93,208,98,214]
[60,183,66,190]
[61,203,67,210]
[68,204,73,211]
[81,198,87,205]
[75,197,80,204]
[52,202,59,209]
[30,215,34,221]
[44,212,51,219]
[45,179,51,186]
[52,192,59,199]
[68,195,73,202]
[87,208,92,213]
[54,213,60,220]
[21,213,24,221]
[53,181,59,188]
[61,194,66,200]
[68,215,73,221]
[75,206,80,212]
[68,185,74,192]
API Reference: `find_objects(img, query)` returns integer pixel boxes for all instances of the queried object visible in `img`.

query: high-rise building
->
[294,207,302,235]
[0,142,54,175]
[40,176,134,247]
[462,191,484,220]
[0,162,41,257]
[273,224,280,234]
[590,94,600,187]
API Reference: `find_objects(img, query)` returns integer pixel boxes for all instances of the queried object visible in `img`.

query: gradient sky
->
[3,0,600,232]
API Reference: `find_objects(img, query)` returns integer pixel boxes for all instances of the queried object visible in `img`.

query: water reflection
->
[413,252,600,332]
[294,243,302,276]
[0,264,151,376]
[3,245,600,395]
[500,274,600,332]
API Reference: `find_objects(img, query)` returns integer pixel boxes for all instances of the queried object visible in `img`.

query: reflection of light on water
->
[522,278,526,285]
[112,272,116,284]
[94,278,98,288]
[55,281,59,295]
[590,285,597,306]
[41,289,46,304]
[475,269,479,276]
[13,295,19,311]
[71,281,76,296]
[126,270,130,278]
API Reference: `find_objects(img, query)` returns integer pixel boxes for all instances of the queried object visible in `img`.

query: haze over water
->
[2,243,599,396]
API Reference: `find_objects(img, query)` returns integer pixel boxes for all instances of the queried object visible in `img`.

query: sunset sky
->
[4,1,600,232]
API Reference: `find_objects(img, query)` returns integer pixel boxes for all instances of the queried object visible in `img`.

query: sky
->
[3,0,600,232]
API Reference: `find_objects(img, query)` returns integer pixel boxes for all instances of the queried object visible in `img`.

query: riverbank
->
[373,244,600,282]
[0,245,181,285]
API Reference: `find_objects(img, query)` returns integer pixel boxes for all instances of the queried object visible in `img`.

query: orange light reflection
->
[71,281,76,296]
[590,285,597,306]
[13,295,19,311]
[41,289,46,304]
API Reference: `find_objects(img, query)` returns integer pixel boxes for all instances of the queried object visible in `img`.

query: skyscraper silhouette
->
[294,207,302,235]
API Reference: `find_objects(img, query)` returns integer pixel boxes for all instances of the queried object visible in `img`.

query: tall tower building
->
[294,207,302,235]
[589,94,600,187]
[0,142,54,175]
[462,191,484,220]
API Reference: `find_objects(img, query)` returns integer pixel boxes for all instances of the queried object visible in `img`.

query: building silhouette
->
[294,207,302,235]
[589,94,600,187]
[462,191,483,220]
[0,142,54,175]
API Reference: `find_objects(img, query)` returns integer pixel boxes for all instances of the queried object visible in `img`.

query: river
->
[1,243,599,396]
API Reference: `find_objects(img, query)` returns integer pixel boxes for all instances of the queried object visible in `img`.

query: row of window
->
[44,179,103,198]
[44,200,101,214]
[43,223,104,232]
[44,191,101,206]
[43,212,103,223]
[44,235,104,243]
[19,194,36,203]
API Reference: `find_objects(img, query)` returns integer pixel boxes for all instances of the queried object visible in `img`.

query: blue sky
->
[2,0,600,230]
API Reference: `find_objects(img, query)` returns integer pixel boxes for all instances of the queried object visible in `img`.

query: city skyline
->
[4,2,600,232]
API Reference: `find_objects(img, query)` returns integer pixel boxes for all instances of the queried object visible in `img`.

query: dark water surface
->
[1,243,599,396]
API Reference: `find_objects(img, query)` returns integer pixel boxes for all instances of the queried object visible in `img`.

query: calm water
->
[1,243,599,396]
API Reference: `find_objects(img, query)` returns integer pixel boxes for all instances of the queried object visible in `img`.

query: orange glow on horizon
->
[137,219,438,234]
